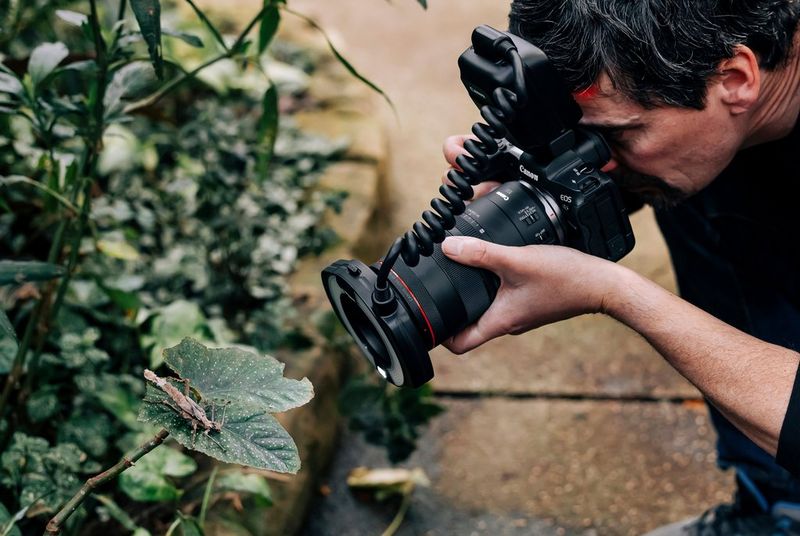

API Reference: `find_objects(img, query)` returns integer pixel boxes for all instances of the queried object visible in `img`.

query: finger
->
[443,312,507,354]
[441,236,516,271]
[442,134,474,169]
[470,181,502,199]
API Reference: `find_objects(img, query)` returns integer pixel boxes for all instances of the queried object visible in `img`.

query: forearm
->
[604,265,800,456]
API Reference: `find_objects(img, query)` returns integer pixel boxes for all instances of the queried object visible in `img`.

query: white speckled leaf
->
[138,385,300,473]
[162,338,314,413]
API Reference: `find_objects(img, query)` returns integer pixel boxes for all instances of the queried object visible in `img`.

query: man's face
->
[577,74,745,207]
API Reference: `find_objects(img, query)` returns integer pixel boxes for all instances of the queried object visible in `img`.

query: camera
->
[321,26,635,388]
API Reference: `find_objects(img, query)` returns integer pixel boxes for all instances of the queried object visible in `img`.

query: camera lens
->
[386,181,564,348]
[322,180,564,387]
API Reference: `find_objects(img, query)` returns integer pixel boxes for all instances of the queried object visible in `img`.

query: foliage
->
[0,0,348,533]
[339,375,444,464]
[140,338,313,472]
[0,0,431,532]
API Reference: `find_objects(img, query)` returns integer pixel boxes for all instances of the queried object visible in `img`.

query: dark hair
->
[509,0,800,109]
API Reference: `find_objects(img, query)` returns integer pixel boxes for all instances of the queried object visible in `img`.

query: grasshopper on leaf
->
[143,369,229,450]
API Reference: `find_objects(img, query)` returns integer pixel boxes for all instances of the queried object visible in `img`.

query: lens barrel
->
[322,180,564,387]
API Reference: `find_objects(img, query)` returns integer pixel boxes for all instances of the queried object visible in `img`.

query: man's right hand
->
[442,135,503,199]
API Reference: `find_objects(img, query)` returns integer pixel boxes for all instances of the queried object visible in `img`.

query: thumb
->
[444,315,505,354]
[441,236,513,270]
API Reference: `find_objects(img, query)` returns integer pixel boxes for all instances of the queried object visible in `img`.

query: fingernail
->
[442,236,465,257]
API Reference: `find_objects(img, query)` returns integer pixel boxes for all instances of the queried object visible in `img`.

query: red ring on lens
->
[389,269,437,347]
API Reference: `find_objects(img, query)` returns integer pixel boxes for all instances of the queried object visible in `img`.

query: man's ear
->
[715,45,760,115]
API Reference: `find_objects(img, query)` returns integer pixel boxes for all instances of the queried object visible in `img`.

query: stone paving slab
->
[304,398,734,536]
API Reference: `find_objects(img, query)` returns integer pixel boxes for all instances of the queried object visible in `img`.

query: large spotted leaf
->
[162,338,313,413]
[138,338,313,473]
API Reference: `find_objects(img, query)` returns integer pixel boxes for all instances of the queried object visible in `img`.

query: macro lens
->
[322,179,565,387]
[387,180,563,349]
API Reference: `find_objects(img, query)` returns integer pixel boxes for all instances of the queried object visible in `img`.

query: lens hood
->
[322,260,434,388]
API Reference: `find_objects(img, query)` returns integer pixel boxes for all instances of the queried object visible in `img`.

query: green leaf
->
[99,284,141,311]
[162,29,203,48]
[119,446,196,502]
[0,73,22,96]
[138,338,313,472]
[77,373,142,429]
[163,338,313,413]
[0,434,84,513]
[141,301,213,368]
[97,237,141,260]
[55,9,88,27]
[417,0,428,8]
[256,85,278,179]
[130,0,163,78]
[0,338,15,375]
[0,260,64,286]
[0,502,23,536]
[283,7,395,113]
[140,389,301,473]
[58,410,114,458]
[258,2,281,55]
[173,512,202,536]
[215,472,272,506]
[26,388,60,423]
[28,42,69,87]
[0,310,16,343]
[104,62,157,119]
[0,175,79,213]
[340,377,444,463]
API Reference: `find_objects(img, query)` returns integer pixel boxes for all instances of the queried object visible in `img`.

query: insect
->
[143,369,229,450]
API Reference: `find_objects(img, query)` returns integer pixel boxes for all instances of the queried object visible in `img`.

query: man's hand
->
[442,135,502,199]
[440,236,620,353]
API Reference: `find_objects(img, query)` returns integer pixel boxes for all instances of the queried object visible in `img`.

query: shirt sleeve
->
[777,362,800,477]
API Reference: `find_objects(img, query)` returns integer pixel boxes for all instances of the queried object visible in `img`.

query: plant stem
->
[381,489,413,536]
[124,3,271,113]
[123,53,233,113]
[184,0,230,53]
[198,465,218,529]
[22,174,94,395]
[44,429,170,536]
[0,0,110,424]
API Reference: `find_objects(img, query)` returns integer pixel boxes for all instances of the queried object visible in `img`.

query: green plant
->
[0,0,341,533]
[339,375,444,464]
[0,0,431,532]
[45,337,312,535]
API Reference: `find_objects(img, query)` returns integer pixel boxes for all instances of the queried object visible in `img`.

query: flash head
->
[323,260,434,387]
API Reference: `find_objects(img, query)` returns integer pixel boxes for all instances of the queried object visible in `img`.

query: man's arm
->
[441,236,800,458]
[605,263,799,456]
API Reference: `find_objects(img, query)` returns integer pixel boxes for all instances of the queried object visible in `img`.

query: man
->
[440,1,800,534]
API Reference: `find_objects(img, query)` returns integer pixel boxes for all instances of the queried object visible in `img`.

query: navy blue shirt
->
[655,121,800,484]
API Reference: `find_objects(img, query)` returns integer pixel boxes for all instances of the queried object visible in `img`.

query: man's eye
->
[603,129,628,147]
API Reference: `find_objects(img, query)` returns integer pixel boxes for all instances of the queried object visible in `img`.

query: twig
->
[44,429,170,536]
